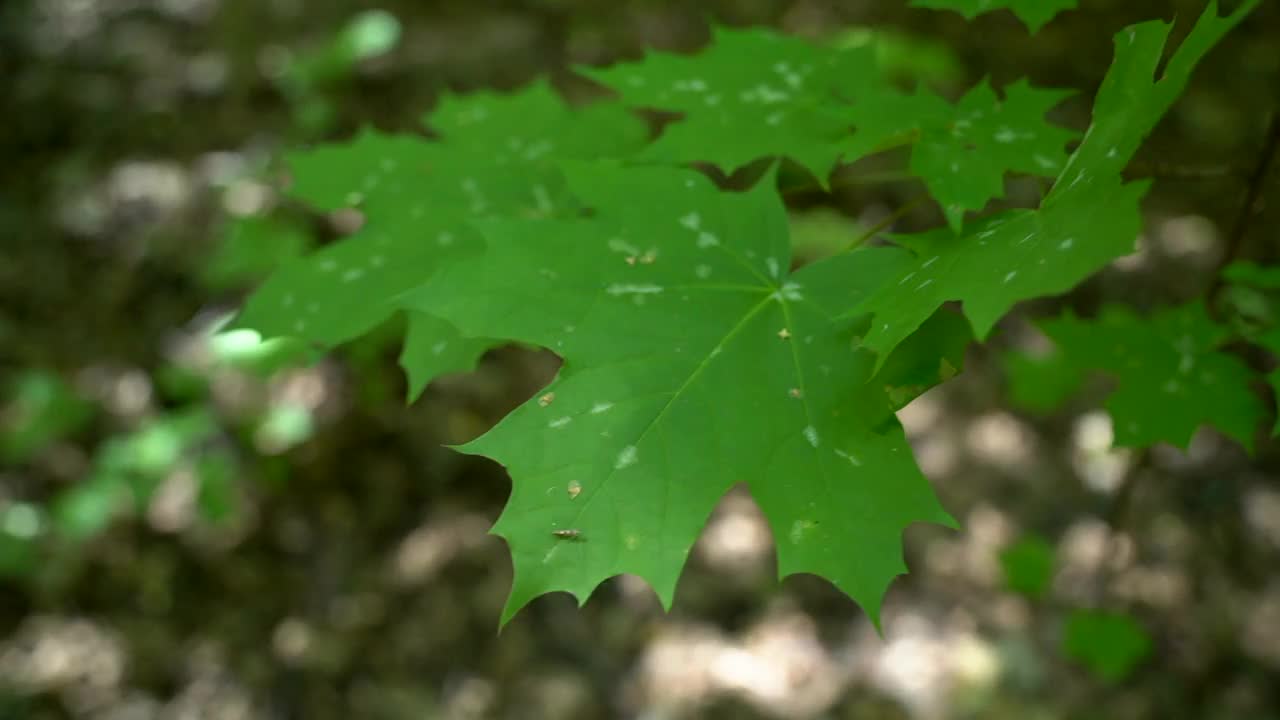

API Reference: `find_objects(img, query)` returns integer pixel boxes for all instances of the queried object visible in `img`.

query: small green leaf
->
[839,77,1077,231]
[196,452,238,523]
[1035,302,1263,451]
[0,371,95,464]
[910,0,1077,33]
[852,1,1259,361]
[581,27,878,184]
[907,79,1076,230]
[0,502,44,577]
[999,535,1055,598]
[1062,610,1152,682]
[257,404,315,452]
[1003,348,1086,414]
[54,475,126,540]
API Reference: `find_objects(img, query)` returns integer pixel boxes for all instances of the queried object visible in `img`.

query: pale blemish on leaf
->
[803,426,820,448]
[835,449,863,466]
[606,283,664,296]
[615,445,639,470]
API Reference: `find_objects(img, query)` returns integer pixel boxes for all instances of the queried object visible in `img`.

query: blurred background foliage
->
[1,0,1279,718]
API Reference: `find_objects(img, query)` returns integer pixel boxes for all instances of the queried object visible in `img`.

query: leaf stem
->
[841,194,930,254]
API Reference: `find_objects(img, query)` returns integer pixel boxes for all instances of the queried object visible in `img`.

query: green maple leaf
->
[234,82,645,389]
[1033,302,1263,451]
[841,79,1076,231]
[910,0,1076,33]
[425,78,648,163]
[232,130,487,347]
[403,163,955,626]
[855,173,1148,365]
[204,215,310,289]
[851,1,1259,362]
[586,26,1073,217]
[581,27,883,184]
[908,80,1076,230]
[400,312,493,401]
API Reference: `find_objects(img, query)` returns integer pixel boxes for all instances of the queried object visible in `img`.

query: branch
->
[1231,111,1280,249]
[1209,109,1280,305]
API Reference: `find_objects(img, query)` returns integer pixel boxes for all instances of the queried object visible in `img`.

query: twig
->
[1227,110,1280,255]
[778,169,919,196]
[1126,161,1248,181]
[1088,448,1152,606]
[1208,109,1280,306]
[778,160,1245,200]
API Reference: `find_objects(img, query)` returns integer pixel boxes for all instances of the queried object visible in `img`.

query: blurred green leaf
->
[154,364,210,405]
[196,452,238,523]
[1062,610,1152,682]
[280,9,403,93]
[124,411,218,478]
[256,404,314,452]
[0,502,43,578]
[1223,260,1280,290]
[0,370,95,464]
[54,475,126,540]
[205,215,311,290]
[999,535,1055,598]
[910,0,1077,32]
[1003,348,1086,414]
[1030,303,1263,450]
[1219,283,1278,336]
[342,9,401,61]
[208,326,315,375]
[828,27,964,87]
